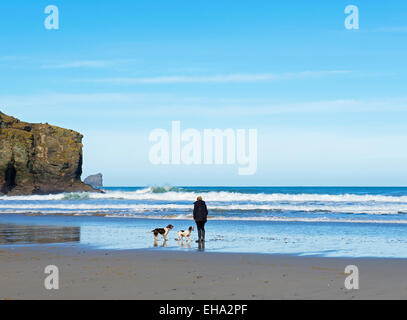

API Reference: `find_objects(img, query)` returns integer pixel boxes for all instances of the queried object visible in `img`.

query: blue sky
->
[1,0,407,186]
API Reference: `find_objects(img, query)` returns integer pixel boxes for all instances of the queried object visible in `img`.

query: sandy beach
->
[1,245,406,300]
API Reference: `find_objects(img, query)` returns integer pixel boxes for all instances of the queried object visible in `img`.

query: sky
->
[0,0,407,186]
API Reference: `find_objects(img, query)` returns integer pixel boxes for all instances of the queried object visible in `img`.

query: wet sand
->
[1,245,407,300]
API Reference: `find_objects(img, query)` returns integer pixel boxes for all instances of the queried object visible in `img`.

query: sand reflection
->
[0,223,80,245]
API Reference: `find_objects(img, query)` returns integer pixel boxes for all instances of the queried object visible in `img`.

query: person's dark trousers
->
[195,221,206,241]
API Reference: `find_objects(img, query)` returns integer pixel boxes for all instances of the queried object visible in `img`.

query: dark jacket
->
[193,200,208,222]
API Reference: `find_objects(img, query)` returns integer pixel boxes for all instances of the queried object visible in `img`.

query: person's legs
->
[195,221,201,241]
[195,221,206,242]
[197,222,202,240]
[201,221,206,241]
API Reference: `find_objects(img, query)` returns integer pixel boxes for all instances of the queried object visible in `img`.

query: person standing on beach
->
[193,196,208,243]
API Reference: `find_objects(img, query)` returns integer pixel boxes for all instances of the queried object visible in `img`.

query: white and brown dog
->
[176,226,194,241]
[151,224,174,241]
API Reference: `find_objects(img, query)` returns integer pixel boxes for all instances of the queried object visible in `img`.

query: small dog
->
[151,224,174,241]
[176,226,194,241]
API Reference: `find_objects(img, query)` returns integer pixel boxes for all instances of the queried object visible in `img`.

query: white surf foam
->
[2,188,407,203]
[97,213,407,224]
[0,202,407,215]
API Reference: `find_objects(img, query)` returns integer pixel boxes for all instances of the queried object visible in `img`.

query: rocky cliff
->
[0,112,101,195]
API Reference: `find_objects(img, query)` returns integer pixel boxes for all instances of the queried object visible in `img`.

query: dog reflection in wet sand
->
[177,239,191,248]
[154,239,168,247]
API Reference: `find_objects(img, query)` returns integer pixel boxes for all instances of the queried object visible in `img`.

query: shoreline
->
[1,244,407,299]
[5,242,407,260]
[1,213,407,258]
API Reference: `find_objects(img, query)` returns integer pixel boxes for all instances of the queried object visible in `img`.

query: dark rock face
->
[0,112,101,195]
[84,173,103,188]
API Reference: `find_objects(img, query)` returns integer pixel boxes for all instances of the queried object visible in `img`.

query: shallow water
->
[1,186,407,258]
[1,213,407,258]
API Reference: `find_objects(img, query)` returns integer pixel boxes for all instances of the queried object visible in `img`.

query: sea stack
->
[0,112,102,195]
[84,173,103,188]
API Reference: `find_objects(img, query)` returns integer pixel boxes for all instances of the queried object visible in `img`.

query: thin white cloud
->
[41,60,118,69]
[0,56,28,62]
[40,58,139,69]
[1,93,406,116]
[80,70,351,85]
[0,57,138,69]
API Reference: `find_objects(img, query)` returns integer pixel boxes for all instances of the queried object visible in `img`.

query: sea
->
[1,186,407,258]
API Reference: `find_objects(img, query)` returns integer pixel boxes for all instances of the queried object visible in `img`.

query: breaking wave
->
[1,202,407,215]
[1,187,407,223]
[2,187,407,203]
